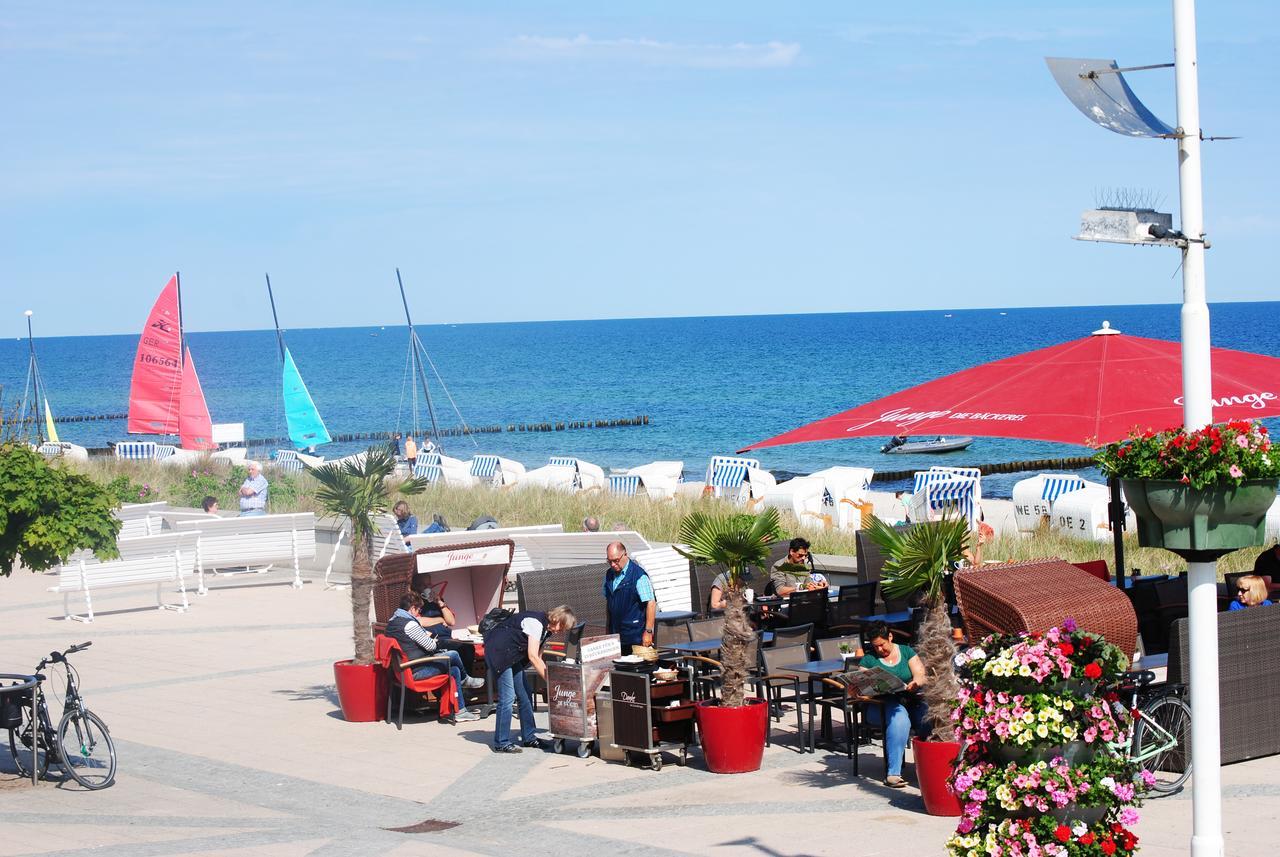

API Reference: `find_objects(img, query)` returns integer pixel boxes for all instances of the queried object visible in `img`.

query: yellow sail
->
[44,399,59,444]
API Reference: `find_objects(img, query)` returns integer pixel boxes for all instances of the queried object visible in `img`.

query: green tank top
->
[860,644,916,683]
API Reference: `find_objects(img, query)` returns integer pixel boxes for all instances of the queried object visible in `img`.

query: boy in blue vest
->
[603,542,657,654]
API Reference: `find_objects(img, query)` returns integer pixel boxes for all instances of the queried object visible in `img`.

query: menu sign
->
[547,634,620,740]
[610,671,652,751]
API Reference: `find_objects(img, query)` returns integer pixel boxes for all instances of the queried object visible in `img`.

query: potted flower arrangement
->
[308,447,428,722]
[865,514,970,815]
[947,621,1153,856]
[1095,420,1280,556]
[838,641,859,668]
[676,508,784,773]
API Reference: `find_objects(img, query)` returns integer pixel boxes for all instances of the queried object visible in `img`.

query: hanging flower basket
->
[1121,478,1277,554]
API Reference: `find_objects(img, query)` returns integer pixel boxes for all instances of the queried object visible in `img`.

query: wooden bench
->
[115,501,171,539]
[50,532,199,623]
[174,513,317,594]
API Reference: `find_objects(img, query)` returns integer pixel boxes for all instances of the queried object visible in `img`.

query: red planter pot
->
[695,697,767,774]
[913,737,962,816]
[333,659,387,723]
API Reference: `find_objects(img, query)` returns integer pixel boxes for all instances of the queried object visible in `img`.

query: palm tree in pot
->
[309,447,429,720]
[676,508,783,773]
[865,514,969,813]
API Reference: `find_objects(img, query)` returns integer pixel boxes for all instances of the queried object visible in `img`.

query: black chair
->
[812,679,887,775]
[750,643,809,748]
[1126,576,1168,656]
[770,622,815,655]
[828,582,877,627]
[786,588,828,634]
[688,616,726,642]
[817,634,861,662]
[655,620,691,649]
[676,632,762,702]
[690,562,725,613]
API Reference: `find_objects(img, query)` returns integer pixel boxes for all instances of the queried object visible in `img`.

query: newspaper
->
[835,665,908,697]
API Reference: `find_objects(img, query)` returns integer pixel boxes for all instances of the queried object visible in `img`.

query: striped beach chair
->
[115,441,158,461]
[470,454,501,485]
[1041,474,1087,503]
[607,474,642,496]
[273,450,304,473]
[706,455,758,502]
[910,478,978,528]
[37,442,65,459]
[413,452,443,483]
[548,456,577,469]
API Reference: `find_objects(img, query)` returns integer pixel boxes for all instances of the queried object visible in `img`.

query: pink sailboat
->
[116,274,239,463]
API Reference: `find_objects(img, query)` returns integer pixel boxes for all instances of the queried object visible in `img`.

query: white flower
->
[1072,822,1088,837]
[1100,776,1116,789]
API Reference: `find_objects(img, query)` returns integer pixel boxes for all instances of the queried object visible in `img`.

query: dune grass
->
[67,456,1262,574]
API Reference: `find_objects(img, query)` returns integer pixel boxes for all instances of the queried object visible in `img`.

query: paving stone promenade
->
[2,567,1276,856]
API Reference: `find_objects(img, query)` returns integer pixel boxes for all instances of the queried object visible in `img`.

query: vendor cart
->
[608,669,695,771]
[546,634,621,758]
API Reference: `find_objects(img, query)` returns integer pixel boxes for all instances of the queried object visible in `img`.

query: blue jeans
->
[422,520,447,534]
[864,696,931,776]
[239,508,266,517]
[411,649,468,712]
[492,664,536,748]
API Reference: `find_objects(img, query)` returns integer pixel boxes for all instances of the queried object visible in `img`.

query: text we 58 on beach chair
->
[376,635,460,728]
[1012,473,1087,532]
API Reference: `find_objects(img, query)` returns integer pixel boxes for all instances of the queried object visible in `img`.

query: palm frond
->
[675,507,783,589]
[866,514,970,603]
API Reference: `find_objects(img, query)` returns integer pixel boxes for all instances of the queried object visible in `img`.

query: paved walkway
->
[2,566,1276,856]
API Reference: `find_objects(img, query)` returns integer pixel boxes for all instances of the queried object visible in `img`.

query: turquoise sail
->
[282,347,332,450]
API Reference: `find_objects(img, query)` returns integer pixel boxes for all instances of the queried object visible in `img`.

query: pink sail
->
[126,275,183,434]
[178,347,216,450]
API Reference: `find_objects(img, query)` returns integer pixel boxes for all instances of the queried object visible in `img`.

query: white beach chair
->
[623,460,684,500]
[272,450,305,473]
[114,441,158,461]
[1050,483,1135,542]
[760,476,830,529]
[705,455,775,506]
[518,463,578,493]
[909,477,979,529]
[607,474,644,497]
[1012,474,1089,532]
[547,456,605,491]
[37,441,90,463]
[809,466,875,530]
[1266,496,1280,542]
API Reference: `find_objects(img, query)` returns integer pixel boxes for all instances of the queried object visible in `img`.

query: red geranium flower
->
[1079,832,1096,845]
[1101,837,1117,855]
[1055,825,1072,843]
[1058,642,1074,656]
[1084,662,1103,679]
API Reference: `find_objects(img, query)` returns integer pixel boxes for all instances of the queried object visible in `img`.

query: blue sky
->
[2,1,1276,336]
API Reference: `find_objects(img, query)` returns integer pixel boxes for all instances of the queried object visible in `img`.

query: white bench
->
[632,545,693,613]
[50,532,199,623]
[174,512,317,594]
[115,502,171,539]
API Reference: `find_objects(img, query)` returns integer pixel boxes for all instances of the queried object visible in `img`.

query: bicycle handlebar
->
[38,642,92,670]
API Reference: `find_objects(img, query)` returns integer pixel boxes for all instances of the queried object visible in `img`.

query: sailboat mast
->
[396,268,443,451]
[265,273,286,362]
[24,310,42,444]
[175,271,184,362]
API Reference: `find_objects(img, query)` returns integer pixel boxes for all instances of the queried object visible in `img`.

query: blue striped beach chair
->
[706,455,759,501]
[273,450,304,473]
[413,452,443,483]
[115,441,158,461]
[470,454,501,485]
[912,478,978,528]
[1041,474,1086,503]
[548,456,578,468]
[607,474,642,496]
[37,442,65,459]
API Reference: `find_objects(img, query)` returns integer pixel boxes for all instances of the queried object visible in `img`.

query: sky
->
[2,1,1277,336]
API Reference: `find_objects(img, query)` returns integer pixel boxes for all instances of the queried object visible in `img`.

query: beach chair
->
[706,455,757,502]
[918,466,982,502]
[272,450,305,473]
[1012,473,1088,532]
[909,477,978,529]
[37,441,90,462]
[520,531,651,571]
[1050,483,1132,542]
[413,451,444,483]
[622,460,683,500]
[546,456,605,491]
[518,463,578,492]
[760,477,830,529]
[809,467,874,530]
[114,441,159,461]
[468,454,525,487]
[607,474,643,496]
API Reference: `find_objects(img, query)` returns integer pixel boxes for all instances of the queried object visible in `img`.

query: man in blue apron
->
[603,542,656,654]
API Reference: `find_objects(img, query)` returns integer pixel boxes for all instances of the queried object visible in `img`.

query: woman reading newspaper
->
[853,620,930,789]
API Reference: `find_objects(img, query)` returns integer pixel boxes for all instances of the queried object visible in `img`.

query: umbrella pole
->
[1107,476,1127,589]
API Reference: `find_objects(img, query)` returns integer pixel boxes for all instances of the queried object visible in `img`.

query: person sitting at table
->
[385,592,485,722]
[769,538,825,597]
[414,582,478,675]
[1229,574,1274,610]
[709,566,755,611]
[858,620,930,789]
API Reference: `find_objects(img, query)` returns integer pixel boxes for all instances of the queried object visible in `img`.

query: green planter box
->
[1121,478,1278,554]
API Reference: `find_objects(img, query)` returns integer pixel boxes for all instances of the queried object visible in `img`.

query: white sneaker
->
[462,676,485,689]
[454,709,481,722]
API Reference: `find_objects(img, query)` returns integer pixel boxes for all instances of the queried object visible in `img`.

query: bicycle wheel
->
[1133,693,1192,794]
[56,709,116,790]
[8,708,50,779]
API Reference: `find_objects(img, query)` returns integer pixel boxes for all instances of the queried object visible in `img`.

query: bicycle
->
[6,642,116,790]
[1110,668,1191,795]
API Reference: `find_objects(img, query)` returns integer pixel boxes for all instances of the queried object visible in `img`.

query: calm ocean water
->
[4,302,1278,498]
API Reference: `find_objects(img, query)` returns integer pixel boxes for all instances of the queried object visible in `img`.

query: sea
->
[4,302,1279,499]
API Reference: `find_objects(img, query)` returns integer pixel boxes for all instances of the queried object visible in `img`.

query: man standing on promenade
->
[603,542,656,654]
[238,461,269,517]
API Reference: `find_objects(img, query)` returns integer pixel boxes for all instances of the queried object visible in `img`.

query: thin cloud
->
[843,23,1109,48]
[506,34,800,69]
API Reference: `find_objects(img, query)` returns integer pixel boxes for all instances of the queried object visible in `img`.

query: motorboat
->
[881,435,974,454]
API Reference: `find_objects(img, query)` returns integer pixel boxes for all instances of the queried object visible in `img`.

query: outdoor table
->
[0,674,41,785]
[662,639,725,655]
[656,610,696,624]
[780,659,849,752]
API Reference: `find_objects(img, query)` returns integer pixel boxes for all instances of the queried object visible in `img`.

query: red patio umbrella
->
[740,323,1280,452]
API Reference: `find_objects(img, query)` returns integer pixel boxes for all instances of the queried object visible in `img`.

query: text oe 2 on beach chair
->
[49,531,200,623]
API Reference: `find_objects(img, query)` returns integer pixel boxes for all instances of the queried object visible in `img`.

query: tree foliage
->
[0,442,121,576]
[865,514,971,742]
[676,508,783,707]
[307,447,428,666]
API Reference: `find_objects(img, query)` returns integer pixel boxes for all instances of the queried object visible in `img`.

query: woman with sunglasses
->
[1229,574,1273,611]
